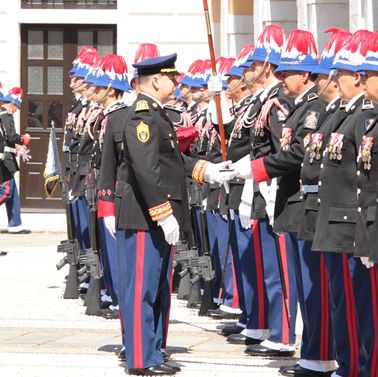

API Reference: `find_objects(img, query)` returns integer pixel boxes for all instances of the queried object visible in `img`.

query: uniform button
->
[301,163,304,167]
[167,194,171,198]
[357,188,361,194]
[318,198,321,203]
[357,170,361,176]
[343,215,348,220]
[320,164,324,168]
[358,207,361,212]
[318,181,322,186]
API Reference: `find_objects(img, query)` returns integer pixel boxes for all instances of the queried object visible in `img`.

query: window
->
[21,0,117,9]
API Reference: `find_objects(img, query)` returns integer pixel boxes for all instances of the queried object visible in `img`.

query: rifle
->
[192,184,216,316]
[81,168,103,316]
[54,120,81,299]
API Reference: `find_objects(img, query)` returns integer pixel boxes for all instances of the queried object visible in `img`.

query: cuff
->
[97,199,115,218]
[251,158,270,183]
[149,201,173,221]
[192,160,211,183]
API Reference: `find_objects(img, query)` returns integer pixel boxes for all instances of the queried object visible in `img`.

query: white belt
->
[0,152,4,159]
[4,146,16,153]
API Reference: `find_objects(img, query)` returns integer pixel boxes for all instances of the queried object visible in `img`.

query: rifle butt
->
[63,264,79,299]
[85,277,102,315]
[198,280,216,316]
[187,279,201,308]
[177,272,191,300]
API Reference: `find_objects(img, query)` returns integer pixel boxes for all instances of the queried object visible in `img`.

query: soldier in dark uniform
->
[0,87,31,234]
[84,54,132,319]
[233,24,298,357]
[297,29,355,377]
[230,30,337,376]
[355,33,378,377]
[114,53,232,376]
[311,30,378,377]
[209,46,271,344]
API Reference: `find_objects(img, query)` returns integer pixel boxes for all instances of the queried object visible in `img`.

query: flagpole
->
[202,0,227,161]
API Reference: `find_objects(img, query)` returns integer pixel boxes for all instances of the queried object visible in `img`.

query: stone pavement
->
[0,231,301,377]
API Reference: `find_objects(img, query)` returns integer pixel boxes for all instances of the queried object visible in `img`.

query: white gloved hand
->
[207,73,223,93]
[157,214,180,245]
[202,197,208,211]
[104,216,116,238]
[239,200,253,229]
[17,145,32,162]
[68,189,75,202]
[233,154,253,179]
[204,160,236,184]
[360,256,374,269]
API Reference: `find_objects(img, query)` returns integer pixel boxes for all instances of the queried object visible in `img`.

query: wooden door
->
[20,24,116,211]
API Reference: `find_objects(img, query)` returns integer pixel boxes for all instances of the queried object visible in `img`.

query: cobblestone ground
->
[0,232,301,376]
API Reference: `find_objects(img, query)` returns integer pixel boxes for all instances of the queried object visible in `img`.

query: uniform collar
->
[294,85,316,105]
[103,101,123,115]
[326,96,340,111]
[252,87,264,101]
[345,92,364,112]
[259,80,279,102]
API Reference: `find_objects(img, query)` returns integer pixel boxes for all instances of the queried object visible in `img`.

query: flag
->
[44,125,61,198]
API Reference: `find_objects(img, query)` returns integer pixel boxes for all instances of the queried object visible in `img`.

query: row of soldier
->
[60,24,378,377]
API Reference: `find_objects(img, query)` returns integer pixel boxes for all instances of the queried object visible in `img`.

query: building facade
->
[0,0,376,211]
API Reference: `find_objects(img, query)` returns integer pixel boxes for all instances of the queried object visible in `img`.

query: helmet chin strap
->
[243,61,268,85]
[317,73,333,97]
[226,77,244,94]
[96,84,112,105]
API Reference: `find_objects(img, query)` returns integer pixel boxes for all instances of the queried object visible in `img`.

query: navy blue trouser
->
[0,175,22,228]
[286,233,335,360]
[116,228,172,369]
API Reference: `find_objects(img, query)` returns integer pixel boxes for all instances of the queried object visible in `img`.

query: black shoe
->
[118,347,126,361]
[226,333,262,345]
[164,361,181,372]
[0,251,7,256]
[220,324,244,336]
[279,364,334,376]
[8,229,31,234]
[101,300,111,309]
[100,308,119,319]
[245,344,294,357]
[127,363,176,375]
[207,308,239,320]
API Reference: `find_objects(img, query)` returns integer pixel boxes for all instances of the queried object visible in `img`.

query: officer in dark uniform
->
[114,53,232,376]
[0,87,31,234]
[311,30,378,377]
[235,24,298,357]
[231,30,337,376]
[354,33,378,377]
[313,30,378,377]
[298,29,354,377]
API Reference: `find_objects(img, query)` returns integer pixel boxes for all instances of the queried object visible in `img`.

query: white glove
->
[207,92,233,124]
[360,256,374,269]
[233,155,253,179]
[204,160,236,184]
[207,73,223,93]
[157,214,180,245]
[259,179,277,226]
[239,200,253,229]
[17,145,32,162]
[104,216,116,238]
[202,197,208,211]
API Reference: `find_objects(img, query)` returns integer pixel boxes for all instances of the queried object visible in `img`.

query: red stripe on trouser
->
[0,180,11,205]
[252,220,265,328]
[133,230,145,369]
[164,245,175,347]
[231,255,239,309]
[278,235,289,344]
[342,254,359,377]
[320,254,330,360]
[370,268,378,377]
